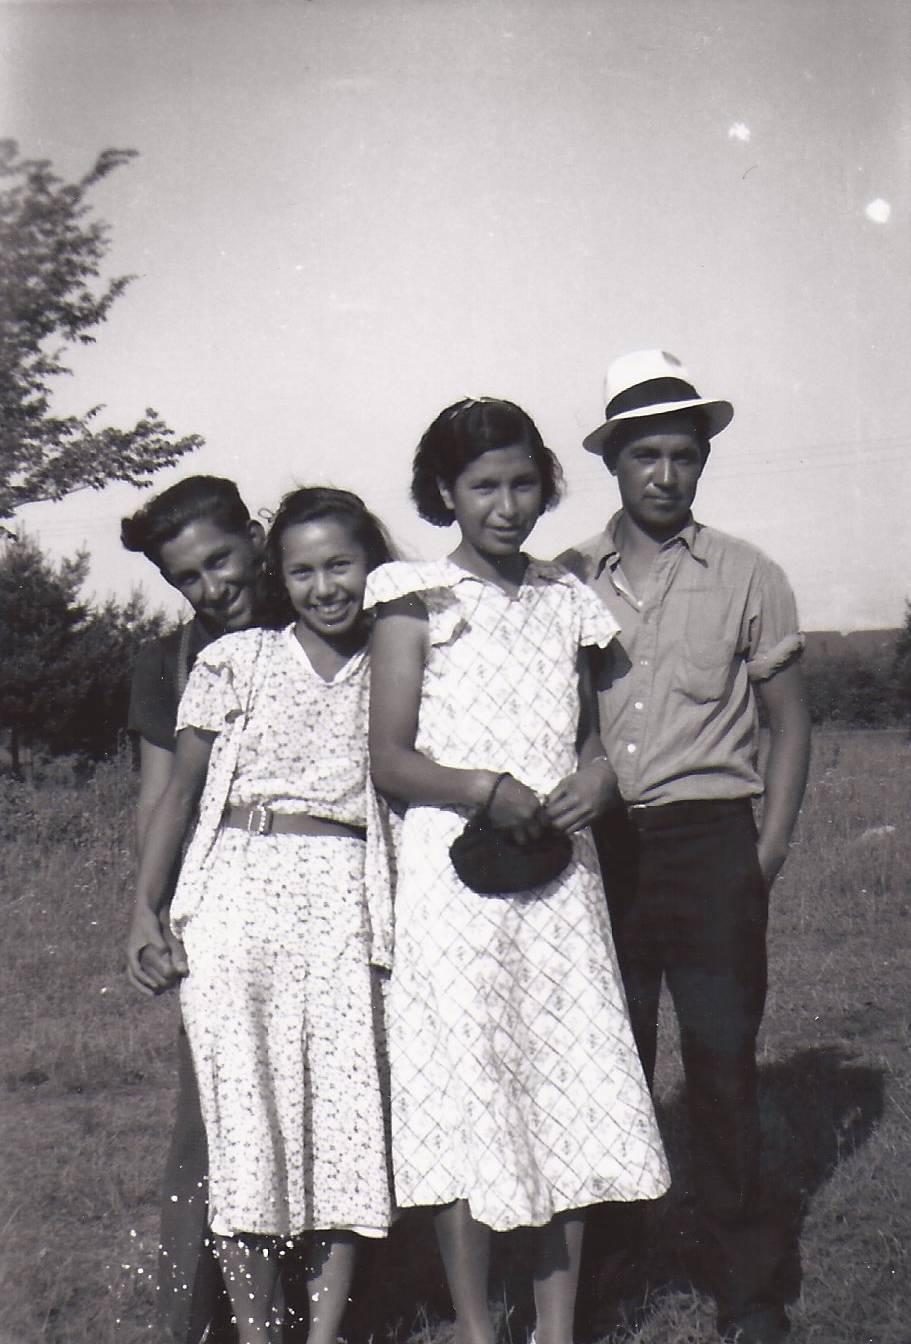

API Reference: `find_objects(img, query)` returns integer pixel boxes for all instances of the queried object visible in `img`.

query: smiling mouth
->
[216,594,247,619]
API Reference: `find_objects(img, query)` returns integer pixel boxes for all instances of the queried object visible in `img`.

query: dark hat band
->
[605,376,699,419]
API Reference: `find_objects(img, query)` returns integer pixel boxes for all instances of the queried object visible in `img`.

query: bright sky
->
[3,0,909,632]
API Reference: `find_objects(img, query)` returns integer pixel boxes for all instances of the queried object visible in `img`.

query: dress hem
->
[390,1184,670,1234]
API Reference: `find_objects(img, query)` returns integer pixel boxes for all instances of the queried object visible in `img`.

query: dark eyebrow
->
[286,551,356,568]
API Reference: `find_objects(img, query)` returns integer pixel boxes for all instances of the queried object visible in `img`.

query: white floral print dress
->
[171,626,393,1240]
[365,559,669,1232]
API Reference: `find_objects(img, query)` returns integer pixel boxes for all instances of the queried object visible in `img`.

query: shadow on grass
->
[573,1043,886,1341]
[333,1045,884,1344]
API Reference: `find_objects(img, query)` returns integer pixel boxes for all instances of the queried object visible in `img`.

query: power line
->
[568,448,910,491]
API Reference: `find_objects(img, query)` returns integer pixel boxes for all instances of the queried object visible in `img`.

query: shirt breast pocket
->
[679,637,734,703]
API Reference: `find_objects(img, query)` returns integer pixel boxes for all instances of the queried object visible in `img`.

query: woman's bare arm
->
[369,598,543,835]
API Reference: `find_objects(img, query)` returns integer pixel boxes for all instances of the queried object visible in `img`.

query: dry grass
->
[0,730,909,1343]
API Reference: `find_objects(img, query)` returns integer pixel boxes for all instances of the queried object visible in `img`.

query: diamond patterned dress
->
[365,559,669,1232]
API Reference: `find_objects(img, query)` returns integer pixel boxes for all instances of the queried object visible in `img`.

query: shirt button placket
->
[626,593,659,791]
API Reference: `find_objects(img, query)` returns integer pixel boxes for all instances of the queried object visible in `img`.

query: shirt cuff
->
[746,632,805,682]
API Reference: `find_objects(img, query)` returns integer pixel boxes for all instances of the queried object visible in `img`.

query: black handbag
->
[449,775,573,895]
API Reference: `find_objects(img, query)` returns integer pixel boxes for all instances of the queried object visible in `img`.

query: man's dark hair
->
[121,476,251,565]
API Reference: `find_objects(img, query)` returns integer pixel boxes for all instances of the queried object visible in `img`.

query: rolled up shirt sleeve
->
[742,555,805,683]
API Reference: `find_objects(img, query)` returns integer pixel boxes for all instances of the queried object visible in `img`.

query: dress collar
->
[282,623,367,684]
[443,554,577,593]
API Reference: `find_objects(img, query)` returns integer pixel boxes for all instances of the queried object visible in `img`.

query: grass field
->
[1,730,909,1344]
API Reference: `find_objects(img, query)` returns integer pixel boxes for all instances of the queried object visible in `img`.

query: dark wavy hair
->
[263,486,396,626]
[121,475,251,564]
[411,398,564,527]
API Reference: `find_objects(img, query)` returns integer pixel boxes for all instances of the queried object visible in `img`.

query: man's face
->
[157,518,264,633]
[608,413,706,540]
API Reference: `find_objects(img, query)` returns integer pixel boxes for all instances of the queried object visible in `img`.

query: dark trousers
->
[159,1028,236,1344]
[160,1031,312,1343]
[592,798,789,1331]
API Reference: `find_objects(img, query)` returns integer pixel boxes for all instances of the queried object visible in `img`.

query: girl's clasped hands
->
[484,759,618,844]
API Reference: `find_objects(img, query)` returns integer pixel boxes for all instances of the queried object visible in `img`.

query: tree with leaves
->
[0,139,201,525]
[59,590,167,758]
[0,533,165,773]
[0,534,87,773]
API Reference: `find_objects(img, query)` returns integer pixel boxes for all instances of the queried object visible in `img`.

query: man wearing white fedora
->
[561,350,811,1344]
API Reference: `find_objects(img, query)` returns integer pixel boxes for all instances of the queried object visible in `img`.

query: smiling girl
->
[367,399,669,1344]
[131,487,395,1344]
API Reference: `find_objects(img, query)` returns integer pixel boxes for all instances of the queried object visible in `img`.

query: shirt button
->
[634,701,644,711]
[639,658,649,667]
[626,743,637,754]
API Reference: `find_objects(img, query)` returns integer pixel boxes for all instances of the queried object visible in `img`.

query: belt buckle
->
[247,804,273,836]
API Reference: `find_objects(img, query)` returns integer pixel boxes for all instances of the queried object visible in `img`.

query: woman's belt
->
[223,804,366,841]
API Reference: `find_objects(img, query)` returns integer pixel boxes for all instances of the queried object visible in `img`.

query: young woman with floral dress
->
[132,487,396,1344]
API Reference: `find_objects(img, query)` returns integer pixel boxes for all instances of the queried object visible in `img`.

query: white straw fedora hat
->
[582,349,734,456]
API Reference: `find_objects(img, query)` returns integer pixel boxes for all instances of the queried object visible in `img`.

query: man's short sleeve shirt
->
[560,513,804,806]
[127,617,211,752]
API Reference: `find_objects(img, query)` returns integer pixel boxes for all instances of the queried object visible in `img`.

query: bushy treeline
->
[2,529,909,777]
[803,658,901,727]
[803,614,911,727]
[0,533,166,772]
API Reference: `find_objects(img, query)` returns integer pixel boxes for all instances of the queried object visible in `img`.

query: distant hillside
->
[800,628,905,726]
[803,628,900,670]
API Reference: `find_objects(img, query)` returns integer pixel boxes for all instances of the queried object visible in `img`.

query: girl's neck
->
[448,541,529,597]
[293,618,367,682]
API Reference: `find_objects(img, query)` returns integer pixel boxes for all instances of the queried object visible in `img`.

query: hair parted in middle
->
[263,485,396,626]
[411,397,564,527]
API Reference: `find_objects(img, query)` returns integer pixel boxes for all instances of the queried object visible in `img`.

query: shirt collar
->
[594,510,706,577]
